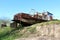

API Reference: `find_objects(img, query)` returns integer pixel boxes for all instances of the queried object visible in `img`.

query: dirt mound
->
[15,21,60,40]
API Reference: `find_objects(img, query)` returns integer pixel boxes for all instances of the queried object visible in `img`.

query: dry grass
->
[0,20,60,40]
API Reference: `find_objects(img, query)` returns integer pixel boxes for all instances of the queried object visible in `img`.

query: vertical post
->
[20,21,22,27]
[13,22,17,28]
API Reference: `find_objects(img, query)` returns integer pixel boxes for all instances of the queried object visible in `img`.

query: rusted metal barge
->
[11,12,53,27]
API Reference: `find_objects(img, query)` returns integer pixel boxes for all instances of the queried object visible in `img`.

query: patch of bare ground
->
[15,21,60,40]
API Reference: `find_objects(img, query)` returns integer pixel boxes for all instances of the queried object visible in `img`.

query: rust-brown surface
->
[12,13,47,22]
[11,13,48,27]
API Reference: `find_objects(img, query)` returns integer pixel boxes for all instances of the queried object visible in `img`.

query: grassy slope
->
[0,20,60,40]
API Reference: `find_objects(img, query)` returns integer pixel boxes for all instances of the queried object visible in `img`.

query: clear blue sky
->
[0,0,60,19]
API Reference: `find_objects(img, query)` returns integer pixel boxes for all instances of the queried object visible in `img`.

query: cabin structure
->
[42,11,53,20]
[11,11,53,28]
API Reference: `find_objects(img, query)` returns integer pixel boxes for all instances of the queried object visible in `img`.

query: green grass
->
[0,26,25,40]
[0,27,12,37]
[0,27,13,40]
[0,20,60,40]
[0,26,36,40]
